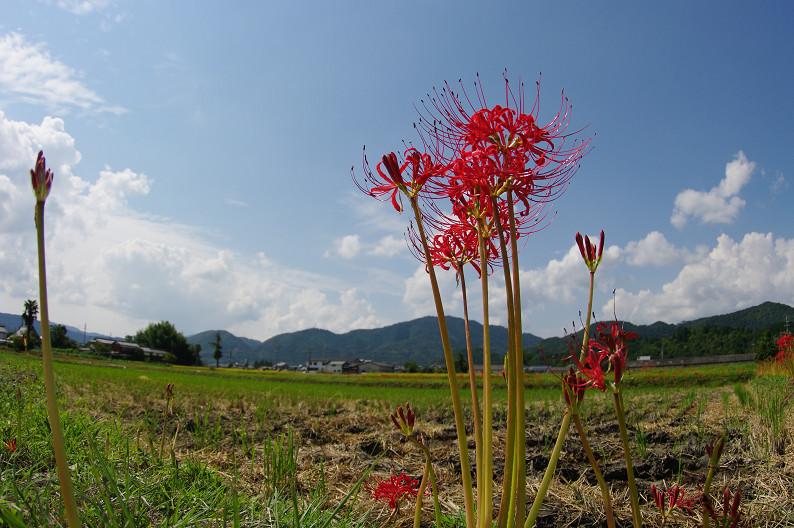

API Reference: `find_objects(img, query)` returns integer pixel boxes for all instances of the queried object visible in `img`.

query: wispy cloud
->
[0,32,125,114]
[225,198,248,208]
[49,0,113,15]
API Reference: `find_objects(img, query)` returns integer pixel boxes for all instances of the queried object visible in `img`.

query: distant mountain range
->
[0,312,109,344]
[187,317,544,367]
[185,301,794,367]
[3,301,792,367]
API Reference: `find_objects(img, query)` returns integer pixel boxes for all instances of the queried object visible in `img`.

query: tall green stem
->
[580,272,595,362]
[459,270,484,518]
[702,432,726,528]
[492,196,517,528]
[572,413,615,528]
[614,390,641,528]
[524,410,572,528]
[36,202,81,528]
[409,198,475,528]
[476,220,493,528]
[410,437,442,528]
[507,192,526,528]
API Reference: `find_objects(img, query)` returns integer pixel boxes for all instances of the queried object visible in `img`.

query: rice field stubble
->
[0,350,791,527]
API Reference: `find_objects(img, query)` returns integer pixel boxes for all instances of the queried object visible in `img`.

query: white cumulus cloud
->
[368,235,405,257]
[623,231,707,266]
[336,234,361,259]
[670,151,755,228]
[0,111,382,340]
[606,232,794,325]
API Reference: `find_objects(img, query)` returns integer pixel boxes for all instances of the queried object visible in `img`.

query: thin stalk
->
[159,393,172,461]
[492,196,517,528]
[410,437,442,528]
[476,220,494,528]
[524,410,572,528]
[507,192,526,528]
[459,269,484,516]
[572,413,615,528]
[409,197,475,528]
[580,272,595,362]
[614,390,641,528]
[702,433,726,528]
[36,201,81,528]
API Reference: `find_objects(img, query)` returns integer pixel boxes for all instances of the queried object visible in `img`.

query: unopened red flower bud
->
[30,151,54,203]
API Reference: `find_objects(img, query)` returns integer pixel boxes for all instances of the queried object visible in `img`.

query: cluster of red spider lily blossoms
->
[371,473,423,510]
[567,322,639,393]
[354,73,591,275]
[776,333,793,362]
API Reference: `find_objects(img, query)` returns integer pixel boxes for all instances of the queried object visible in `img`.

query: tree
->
[404,361,420,373]
[755,329,778,362]
[21,299,39,345]
[454,352,468,374]
[134,321,199,366]
[211,331,223,368]
[51,324,77,350]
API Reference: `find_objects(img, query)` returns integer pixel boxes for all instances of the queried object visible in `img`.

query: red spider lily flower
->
[568,322,637,390]
[704,488,741,528]
[355,148,445,213]
[776,333,793,362]
[390,403,415,437]
[597,322,638,386]
[30,150,54,203]
[5,439,16,453]
[597,322,638,353]
[576,230,605,273]
[651,483,696,526]
[371,473,422,509]
[424,223,481,276]
[415,73,591,217]
[568,339,610,392]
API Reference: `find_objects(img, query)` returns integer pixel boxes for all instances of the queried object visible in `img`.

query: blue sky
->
[1,1,792,341]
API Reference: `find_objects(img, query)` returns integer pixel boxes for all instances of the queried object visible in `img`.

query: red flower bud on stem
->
[30,151,54,203]
[390,403,415,436]
[575,230,605,273]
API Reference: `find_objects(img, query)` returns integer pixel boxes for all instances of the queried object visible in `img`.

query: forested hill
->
[186,302,794,367]
[531,301,794,366]
[5,301,789,367]
[190,316,545,368]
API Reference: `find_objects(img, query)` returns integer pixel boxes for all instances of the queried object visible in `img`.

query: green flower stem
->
[572,269,615,527]
[36,202,81,528]
[410,437,442,528]
[459,269,484,509]
[614,390,641,528]
[580,272,595,362]
[15,386,23,449]
[702,433,726,528]
[507,192,526,528]
[492,196,517,528]
[159,393,172,461]
[409,197,475,528]
[524,409,572,528]
[476,221,494,528]
[571,413,615,528]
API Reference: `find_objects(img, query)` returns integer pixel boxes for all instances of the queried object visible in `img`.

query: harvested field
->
[1,352,792,527]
